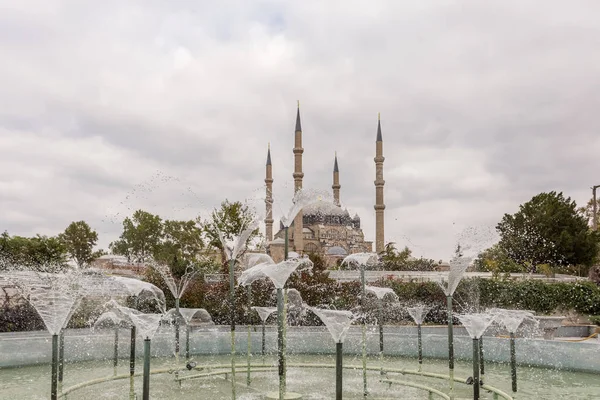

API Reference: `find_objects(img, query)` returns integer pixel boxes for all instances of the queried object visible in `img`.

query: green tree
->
[381,243,412,270]
[203,200,260,264]
[58,221,99,267]
[154,218,207,277]
[578,197,600,228]
[474,243,524,274]
[0,232,68,272]
[109,210,163,263]
[380,243,437,271]
[497,191,600,274]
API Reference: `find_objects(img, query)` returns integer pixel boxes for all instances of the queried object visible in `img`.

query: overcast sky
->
[1,1,599,261]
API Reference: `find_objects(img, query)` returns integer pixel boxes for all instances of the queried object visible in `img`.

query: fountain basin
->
[535,316,566,340]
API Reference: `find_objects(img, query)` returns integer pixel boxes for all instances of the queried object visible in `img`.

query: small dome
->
[326,246,348,256]
[353,213,360,220]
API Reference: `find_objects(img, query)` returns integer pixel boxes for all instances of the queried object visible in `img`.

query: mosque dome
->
[326,246,348,256]
[303,201,349,217]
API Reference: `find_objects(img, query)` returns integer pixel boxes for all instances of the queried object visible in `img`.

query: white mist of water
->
[252,307,278,323]
[148,262,196,302]
[218,219,261,261]
[7,270,86,335]
[310,308,354,344]
[280,188,334,227]
[456,313,496,339]
[238,259,313,289]
[117,306,163,340]
[407,304,432,325]
[365,286,398,301]
[341,253,379,269]
[489,308,536,333]
[242,253,274,270]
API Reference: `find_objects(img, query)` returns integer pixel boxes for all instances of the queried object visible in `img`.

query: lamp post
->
[592,185,600,231]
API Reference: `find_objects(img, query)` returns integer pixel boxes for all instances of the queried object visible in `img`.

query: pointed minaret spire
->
[374,113,386,253]
[295,100,302,132]
[332,152,341,206]
[293,101,304,253]
[266,142,272,166]
[265,143,274,243]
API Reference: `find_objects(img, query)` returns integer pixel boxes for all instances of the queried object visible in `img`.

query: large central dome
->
[302,201,349,217]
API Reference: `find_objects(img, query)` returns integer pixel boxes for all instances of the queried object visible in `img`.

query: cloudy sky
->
[1,0,599,261]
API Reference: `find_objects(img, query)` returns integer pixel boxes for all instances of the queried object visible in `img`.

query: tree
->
[497,191,600,273]
[154,218,207,277]
[380,243,438,271]
[0,232,68,272]
[109,210,163,263]
[578,197,600,228]
[203,200,260,264]
[58,221,99,267]
[474,244,524,274]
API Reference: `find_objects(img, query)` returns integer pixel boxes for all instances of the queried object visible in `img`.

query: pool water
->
[1,353,599,399]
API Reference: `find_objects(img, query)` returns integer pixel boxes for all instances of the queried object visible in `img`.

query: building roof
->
[326,246,348,256]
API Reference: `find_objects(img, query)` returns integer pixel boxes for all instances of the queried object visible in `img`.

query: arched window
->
[304,243,319,253]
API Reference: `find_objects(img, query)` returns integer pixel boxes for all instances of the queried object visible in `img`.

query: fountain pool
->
[1,352,599,399]
[1,326,599,399]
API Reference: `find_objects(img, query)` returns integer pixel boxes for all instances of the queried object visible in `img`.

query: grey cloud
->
[1,1,600,260]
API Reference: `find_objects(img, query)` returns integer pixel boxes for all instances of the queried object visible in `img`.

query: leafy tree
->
[109,210,163,263]
[58,221,99,267]
[474,244,524,274]
[154,218,207,277]
[497,191,600,273]
[203,200,260,265]
[578,197,600,228]
[380,243,437,271]
[0,232,68,272]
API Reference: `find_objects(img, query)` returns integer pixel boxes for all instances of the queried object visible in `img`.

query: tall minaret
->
[265,143,274,243]
[293,101,304,253]
[374,113,386,253]
[332,152,341,206]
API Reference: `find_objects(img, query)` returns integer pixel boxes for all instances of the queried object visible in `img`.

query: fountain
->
[342,252,379,398]
[117,306,163,400]
[364,285,398,374]
[456,313,496,400]
[252,306,277,364]
[150,263,198,362]
[238,258,313,400]
[309,308,354,400]
[217,217,261,399]
[406,304,432,371]
[490,308,536,396]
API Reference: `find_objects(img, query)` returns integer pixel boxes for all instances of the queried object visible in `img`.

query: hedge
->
[3,273,600,332]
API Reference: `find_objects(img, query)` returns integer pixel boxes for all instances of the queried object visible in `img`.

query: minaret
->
[293,101,304,253]
[374,113,386,253]
[265,143,274,243]
[332,152,341,206]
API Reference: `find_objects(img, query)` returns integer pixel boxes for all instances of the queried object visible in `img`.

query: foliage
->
[380,243,438,271]
[58,221,99,267]
[497,191,600,274]
[109,210,163,263]
[154,218,206,278]
[474,244,524,274]
[578,197,600,228]
[0,231,68,272]
[203,200,261,270]
[589,315,600,326]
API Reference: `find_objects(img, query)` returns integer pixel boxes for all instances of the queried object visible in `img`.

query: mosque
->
[263,104,386,265]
